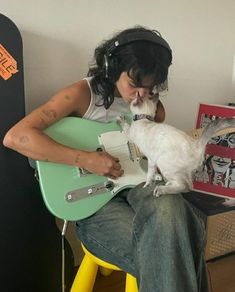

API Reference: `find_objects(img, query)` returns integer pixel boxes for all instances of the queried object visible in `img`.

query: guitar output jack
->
[105,181,114,191]
[96,147,103,152]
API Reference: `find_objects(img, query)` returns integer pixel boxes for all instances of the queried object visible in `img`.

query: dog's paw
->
[116,115,125,125]
[143,182,149,188]
[153,185,164,197]
[143,180,155,188]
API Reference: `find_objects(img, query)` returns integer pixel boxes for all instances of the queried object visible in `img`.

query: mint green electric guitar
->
[36,117,148,221]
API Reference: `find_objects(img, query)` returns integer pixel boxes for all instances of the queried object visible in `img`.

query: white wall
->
[1,0,235,130]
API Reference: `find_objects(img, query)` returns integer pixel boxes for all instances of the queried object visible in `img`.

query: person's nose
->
[136,87,149,97]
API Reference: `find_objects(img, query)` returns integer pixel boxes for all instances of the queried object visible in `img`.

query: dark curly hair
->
[87,26,172,109]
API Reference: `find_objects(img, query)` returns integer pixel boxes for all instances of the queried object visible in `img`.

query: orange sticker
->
[0,44,18,80]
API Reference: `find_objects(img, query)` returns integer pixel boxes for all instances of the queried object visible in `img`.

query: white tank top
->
[82,77,130,122]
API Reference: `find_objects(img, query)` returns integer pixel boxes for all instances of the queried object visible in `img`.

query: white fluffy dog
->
[118,95,235,197]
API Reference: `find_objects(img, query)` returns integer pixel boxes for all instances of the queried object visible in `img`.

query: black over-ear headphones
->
[104,30,172,78]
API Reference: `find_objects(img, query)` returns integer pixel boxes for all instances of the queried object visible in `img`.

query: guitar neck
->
[187,127,235,139]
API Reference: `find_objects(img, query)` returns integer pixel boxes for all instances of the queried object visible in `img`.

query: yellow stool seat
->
[70,243,138,292]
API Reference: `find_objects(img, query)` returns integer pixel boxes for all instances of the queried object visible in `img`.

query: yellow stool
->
[70,243,138,292]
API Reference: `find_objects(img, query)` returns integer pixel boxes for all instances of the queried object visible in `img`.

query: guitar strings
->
[81,143,140,162]
[105,144,136,162]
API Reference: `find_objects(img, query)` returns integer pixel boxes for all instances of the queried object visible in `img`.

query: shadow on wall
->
[21,30,90,113]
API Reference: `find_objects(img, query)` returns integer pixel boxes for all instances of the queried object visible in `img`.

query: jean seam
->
[184,199,208,292]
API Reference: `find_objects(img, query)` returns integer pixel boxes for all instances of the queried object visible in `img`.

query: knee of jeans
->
[154,194,187,225]
[133,194,187,235]
[157,194,185,214]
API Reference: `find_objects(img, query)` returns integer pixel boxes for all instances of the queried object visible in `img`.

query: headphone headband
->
[104,29,172,79]
[106,30,172,61]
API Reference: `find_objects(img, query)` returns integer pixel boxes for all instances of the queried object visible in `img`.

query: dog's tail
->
[198,117,235,148]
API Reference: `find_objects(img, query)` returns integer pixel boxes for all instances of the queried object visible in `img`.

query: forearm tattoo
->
[42,109,57,119]
[75,154,80,163]
[64,95,71,100]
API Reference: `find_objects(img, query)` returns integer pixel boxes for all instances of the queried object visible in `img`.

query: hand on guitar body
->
[83,151,124,180]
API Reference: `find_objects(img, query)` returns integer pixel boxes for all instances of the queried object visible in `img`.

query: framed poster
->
[193,103,235,198]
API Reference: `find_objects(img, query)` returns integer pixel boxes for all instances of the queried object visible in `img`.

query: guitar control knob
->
[96,147,103,152]
[105,181,114,191]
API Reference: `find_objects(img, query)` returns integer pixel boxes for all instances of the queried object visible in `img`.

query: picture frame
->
[193,103,235,199]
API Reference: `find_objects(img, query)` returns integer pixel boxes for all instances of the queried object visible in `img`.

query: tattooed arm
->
[3,80,123,179]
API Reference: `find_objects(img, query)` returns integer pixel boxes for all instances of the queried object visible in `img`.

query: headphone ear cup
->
[103,55,117,81]
[103,55,109,78]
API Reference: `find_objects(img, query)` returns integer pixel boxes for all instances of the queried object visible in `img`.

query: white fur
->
[118,97,205,197]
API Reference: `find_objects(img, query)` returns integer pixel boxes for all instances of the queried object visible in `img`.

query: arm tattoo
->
[75,154,80,163]
[64,95,71,100]
[19,136,30,144]
[42,109,57,119]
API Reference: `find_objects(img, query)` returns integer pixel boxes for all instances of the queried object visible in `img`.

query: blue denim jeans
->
[76,183,209,292]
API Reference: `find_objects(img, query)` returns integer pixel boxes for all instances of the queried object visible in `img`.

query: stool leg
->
[125,273,138,292]
[99,266,113,276]
[70,255,98,292]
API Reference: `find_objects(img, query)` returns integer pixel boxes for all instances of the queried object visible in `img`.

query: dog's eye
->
[149,93,159,102]
[149,85,158,96]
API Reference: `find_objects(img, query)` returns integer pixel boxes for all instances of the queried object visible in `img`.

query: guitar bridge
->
[65,181,115,203]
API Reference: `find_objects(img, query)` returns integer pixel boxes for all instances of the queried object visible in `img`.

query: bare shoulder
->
[33,79,91,128]
[7,79,91,133]
[65,79,91,117]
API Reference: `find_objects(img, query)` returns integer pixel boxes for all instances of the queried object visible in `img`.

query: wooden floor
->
[93,270,126,292]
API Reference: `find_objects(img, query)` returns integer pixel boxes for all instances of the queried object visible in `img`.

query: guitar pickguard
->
[98,130,147,193]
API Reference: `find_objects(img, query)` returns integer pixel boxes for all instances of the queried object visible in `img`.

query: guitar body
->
[36,117,147,220]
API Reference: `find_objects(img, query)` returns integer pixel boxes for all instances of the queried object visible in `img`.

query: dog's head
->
[130,94,159,116]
